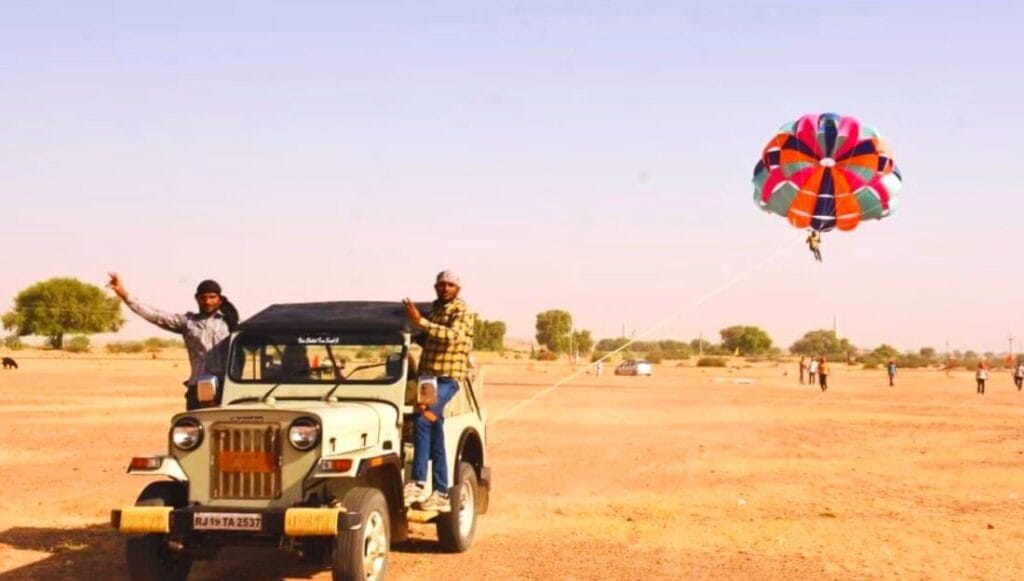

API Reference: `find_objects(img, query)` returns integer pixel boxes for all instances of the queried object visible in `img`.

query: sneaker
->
[418,491,451,513]
[403,481,428,507]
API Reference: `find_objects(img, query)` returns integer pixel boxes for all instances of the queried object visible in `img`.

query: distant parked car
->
[615,360,653,376]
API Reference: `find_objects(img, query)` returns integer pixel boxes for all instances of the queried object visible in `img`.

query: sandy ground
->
[2,351,1024,580]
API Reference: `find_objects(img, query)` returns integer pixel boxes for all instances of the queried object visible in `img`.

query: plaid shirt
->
[417,298,474,382]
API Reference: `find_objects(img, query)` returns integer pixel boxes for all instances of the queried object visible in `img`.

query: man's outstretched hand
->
[107,272,128,300]
[402,298,422,326]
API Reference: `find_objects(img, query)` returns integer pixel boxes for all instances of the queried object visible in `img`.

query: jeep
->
[110,301,490,580]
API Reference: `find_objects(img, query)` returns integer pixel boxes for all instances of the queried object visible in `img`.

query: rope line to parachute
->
[489,236,804,425]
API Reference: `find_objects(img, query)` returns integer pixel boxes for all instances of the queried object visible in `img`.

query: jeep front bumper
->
[111,506,362,536]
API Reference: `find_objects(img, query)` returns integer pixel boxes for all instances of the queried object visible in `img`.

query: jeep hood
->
[188,400,398,455]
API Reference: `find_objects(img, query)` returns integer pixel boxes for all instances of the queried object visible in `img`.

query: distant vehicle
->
[615,360,652,376]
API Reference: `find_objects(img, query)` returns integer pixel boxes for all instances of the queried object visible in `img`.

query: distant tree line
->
[1,278,1016,369]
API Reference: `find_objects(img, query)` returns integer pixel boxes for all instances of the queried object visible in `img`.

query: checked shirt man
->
[402,270,475,512]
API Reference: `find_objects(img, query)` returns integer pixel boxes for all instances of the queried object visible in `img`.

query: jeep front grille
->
[210,423,282,500]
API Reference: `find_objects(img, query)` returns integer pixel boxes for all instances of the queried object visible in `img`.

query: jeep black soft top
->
[239,301,435,333]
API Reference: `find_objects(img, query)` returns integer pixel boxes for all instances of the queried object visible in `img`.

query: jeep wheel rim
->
[362,510,387,580]
[458,482,475,539]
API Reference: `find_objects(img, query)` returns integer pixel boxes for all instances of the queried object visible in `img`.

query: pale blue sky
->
[2,1,1022,352]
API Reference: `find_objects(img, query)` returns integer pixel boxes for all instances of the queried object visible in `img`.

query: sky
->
[2,1,1023,353]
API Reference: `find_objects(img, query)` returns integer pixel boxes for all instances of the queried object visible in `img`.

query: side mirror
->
[196,374,219,404]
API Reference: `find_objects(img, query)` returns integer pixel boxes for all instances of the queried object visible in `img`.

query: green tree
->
[535,310,573,354]
[790,329,856,358]
[2,277,123,348]
[719,325,774,356]
[871,344,900,360]
[595,337,630,352]
[919,346,937,360]
[473,318,507,351]
[572,329,594,355]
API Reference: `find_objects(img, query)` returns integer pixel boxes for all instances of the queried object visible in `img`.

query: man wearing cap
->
[107,272,240,410]
[402,270,475,512]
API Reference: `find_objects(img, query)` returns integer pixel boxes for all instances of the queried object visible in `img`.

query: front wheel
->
[437,461,478,552]
[125,482,192,581]
[333,487,390,581]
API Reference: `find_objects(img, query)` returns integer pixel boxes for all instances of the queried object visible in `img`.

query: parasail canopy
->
[752,113,902,232]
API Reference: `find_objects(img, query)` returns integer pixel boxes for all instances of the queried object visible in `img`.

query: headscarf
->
[195,279,239,331]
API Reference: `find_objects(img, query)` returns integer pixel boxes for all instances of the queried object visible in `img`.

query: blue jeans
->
[412,377,459,493]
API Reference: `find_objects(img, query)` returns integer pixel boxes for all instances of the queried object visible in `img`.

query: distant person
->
[887,360,897,387]
[402,270,475,513]
[107,273,240,410]
[976,361,989,394]
[798,356,808,384]
[595,361,603,377]
[1014,362,1024,391]
[818,356,830,391]
[806,230,822,262]
[808,356,819,385]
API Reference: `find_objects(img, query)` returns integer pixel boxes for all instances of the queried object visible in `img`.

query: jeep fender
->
[322,457,409,544]
[455,428,489,514]
[127,455,188,481]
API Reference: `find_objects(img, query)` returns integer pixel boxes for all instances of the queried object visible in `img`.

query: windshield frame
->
[227,330,407,386]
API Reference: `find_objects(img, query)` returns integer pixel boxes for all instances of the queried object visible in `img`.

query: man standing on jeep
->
[402,270,475,512]
[107,273,239,410]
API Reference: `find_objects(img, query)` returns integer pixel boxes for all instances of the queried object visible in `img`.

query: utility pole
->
[699,329,703,357]
[569,329,575,369]
[1010,332,1015,359]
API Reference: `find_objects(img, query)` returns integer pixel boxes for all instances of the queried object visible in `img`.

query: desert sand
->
[2,351,1024,580]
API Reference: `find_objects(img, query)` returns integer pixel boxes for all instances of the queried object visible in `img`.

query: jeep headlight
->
[289,417,320,451]
[171,417,204,451]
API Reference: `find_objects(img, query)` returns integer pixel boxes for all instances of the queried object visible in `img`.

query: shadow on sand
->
[0,524,124,580]
[0,525,446,580]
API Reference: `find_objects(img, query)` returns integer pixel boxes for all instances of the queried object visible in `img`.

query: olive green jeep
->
[110,301,490,580]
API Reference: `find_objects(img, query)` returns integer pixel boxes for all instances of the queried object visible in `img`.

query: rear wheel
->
[437,461,478,552]
[333,487,390,581]
[125,482,192,581]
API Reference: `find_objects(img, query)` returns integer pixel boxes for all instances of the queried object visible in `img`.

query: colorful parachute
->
[752,113,902,232]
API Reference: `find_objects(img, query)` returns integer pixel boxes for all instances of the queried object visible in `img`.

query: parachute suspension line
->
[490,237,803,425]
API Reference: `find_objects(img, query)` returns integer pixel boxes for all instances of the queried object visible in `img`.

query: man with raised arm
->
[402,270,475,512]
[108,273,239,410]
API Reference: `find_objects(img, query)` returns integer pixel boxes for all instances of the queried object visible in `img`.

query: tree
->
[572,329,594,355]
[871,344,900,360]
[919,347,937,360]
[2,277,123,349]
[595,337,630,352]
[535,310,573,354]
[473,318,507,351]
[719,325,773,356]
[790,329,856,358]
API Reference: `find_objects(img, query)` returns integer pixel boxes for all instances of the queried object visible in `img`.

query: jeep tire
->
[125,482,192,581]
[333,487,389,581]
[437,461,478,552]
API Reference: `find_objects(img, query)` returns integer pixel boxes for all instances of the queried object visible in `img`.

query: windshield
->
[229,331,406,384]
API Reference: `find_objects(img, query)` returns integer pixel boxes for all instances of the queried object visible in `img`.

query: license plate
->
[193,512,263,531]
